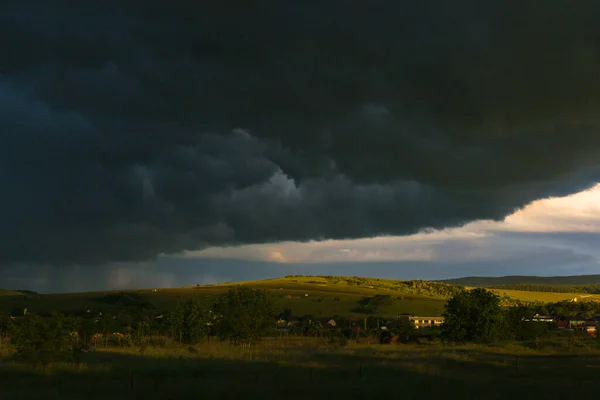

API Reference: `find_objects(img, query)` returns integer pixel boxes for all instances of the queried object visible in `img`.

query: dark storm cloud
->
[2,1,600,265]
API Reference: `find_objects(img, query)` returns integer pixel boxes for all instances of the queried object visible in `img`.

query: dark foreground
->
[1,340,599,400]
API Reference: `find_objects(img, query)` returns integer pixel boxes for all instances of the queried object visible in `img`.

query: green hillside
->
[489,288,600,303]
[0,290,28,297]
[3,274,598,319]
[439,274,600,287]
[0,276,461,319]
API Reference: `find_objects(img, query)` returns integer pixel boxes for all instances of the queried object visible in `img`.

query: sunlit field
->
[489,289,600,303]
[0,276,451,318]
[2,276,600,399]
[1,338,600,400]
[4,276,599,322]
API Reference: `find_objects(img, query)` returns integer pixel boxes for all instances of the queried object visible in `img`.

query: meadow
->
[0,276,451,318]
[2,275,598,320]
[1,338,600,400]
[489,288,600,303]
[2,275,600,399]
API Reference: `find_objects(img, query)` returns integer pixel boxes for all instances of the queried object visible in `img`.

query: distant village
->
[274,314,600,336]
[525,314,600,335]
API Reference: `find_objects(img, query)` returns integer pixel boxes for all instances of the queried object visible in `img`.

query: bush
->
[414,327,442,341]
[213,286,276,346]
[442,289,507,343]
[148,336,166,348]
[516,322,552,341]
[356,295,391,314]
[8,313,76,365]
[523,339,566,350]
[326,330,348,347]
[169,299,209,344]
[388,316,416,341]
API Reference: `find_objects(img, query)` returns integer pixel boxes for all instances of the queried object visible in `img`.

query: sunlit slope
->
[489,288,600,303]
[0,276,448,318]
[0,290,26,297]
[441,275,600,286]
[3,275,596,318]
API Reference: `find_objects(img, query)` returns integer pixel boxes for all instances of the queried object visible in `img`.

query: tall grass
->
[1,337,600,400]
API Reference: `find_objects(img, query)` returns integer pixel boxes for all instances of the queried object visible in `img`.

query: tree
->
[390,316,416,342]
[357,295,391,314]
[170,298,209,344]
[442,288,507,343]
[98,314,115,348]
[8,313,76,365]
[504,305,553,341]
[77,315,98,348]
[132,320,152,346]
[213,286,275,345]
[305,320,323,337]
[279,308,292,320]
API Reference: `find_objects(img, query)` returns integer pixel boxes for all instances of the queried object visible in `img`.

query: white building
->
[409,316,445,329]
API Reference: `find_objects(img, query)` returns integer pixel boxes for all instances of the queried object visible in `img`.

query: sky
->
[1,2,600,292]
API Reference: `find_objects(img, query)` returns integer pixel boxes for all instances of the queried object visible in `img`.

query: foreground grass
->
[1,339,600,399]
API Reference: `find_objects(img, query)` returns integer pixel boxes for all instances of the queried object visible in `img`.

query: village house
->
[556,316,588,330]
[409,316,445,329]
[527,314,555,322]
[522,315,600,333]
[276,319,287,328]
[584,326,597,336]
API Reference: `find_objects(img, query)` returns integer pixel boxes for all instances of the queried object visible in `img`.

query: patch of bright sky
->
[183,183,600,264]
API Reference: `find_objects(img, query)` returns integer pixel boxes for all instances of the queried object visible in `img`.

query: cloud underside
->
[2,1,600,266]
[191,184,600,263]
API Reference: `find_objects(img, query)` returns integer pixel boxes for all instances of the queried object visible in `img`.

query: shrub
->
[213,286,276,346]
[8,313,76,365]
[169,299,209,344]
[442,288,507,343]
[326,330,348,347]
[388,316,416,341]
[356,295,392,314]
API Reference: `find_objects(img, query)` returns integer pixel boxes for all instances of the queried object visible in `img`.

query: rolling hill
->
[439,274,600,287]
[0,276,457,319]
[2,275,599,319]
[0,290,30,297]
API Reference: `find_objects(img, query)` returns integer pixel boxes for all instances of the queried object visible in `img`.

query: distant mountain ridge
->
[437,275,600,287]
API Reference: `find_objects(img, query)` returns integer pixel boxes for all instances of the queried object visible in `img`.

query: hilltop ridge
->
[2,275,600,319]
[438,275,600,287]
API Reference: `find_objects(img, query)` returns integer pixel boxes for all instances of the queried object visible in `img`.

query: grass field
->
[489,288,600,303]
[441,274,600,286]
[2,275,600,399]
[0,289,29,297]
[0,276,449,318]
[1,338,600,400]
[1,276,597,319]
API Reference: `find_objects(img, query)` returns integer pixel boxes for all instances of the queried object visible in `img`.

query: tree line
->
[286,275,465,299]
[491,284,600,294]
[3,286,600,365]
[442,289,600,344]
[1,286,276,364]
